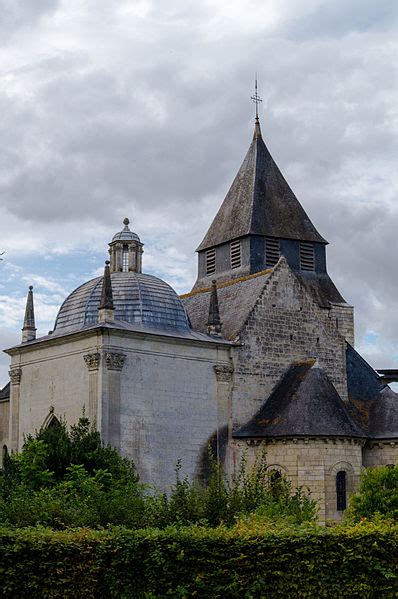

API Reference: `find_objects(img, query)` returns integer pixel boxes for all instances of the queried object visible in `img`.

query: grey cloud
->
[0,0,397,381]
[0,0,60,40]
[283,0,398,40]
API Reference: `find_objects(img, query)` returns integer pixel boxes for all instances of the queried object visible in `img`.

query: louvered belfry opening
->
[300,242,315,271]
[206,248,216,275]
[265,237,280,266]
[230,240,242,269]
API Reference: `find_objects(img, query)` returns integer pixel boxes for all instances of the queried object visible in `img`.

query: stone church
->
[1,114,397,522]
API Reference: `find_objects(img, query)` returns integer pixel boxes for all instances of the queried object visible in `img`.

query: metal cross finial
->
[251,74,262,121]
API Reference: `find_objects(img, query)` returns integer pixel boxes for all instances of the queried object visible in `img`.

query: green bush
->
[0,433,317,529]
[347,465,398,522]
[0,522,396,597]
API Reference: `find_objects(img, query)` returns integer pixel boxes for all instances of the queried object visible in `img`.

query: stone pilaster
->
[103,352,126,450]
[8,367,22,451]
[214,363,234,472]
[83,353,101,425]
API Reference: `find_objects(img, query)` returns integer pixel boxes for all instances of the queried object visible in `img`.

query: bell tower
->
[108,217,144,273]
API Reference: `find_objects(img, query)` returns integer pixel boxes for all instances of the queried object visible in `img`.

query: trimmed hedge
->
[0,523,397,598]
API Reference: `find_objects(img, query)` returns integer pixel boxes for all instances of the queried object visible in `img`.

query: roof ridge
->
[180,268,273,299]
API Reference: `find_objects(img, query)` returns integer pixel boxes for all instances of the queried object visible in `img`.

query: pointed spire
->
[98,261,115,322]
[196,80,327,253]
[253,117,262,140]
[22,286,36,342]
[207,280,222,337]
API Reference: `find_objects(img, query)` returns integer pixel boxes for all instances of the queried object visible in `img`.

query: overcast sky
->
[0,0,397,386]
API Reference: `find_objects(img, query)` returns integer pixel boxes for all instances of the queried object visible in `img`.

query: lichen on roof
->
[234,360,365,439]
[181,269,273,340]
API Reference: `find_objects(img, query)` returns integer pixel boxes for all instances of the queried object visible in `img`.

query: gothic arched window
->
[47,415,61,429]
[336,470,347,511]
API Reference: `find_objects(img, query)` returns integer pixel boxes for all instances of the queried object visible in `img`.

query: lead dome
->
[53,219,190,333]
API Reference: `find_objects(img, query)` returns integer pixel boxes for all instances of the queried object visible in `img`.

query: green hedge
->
[0,523,397,598]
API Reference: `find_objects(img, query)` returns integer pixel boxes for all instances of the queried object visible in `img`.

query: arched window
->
[47,415,61,429]
[268,468,282,497]
[336,470,347,511]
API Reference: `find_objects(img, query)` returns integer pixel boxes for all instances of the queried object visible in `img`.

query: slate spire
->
[22,286,36,342]
[98,260,115,322]
[197,117,326,252]
[207,280,222,337]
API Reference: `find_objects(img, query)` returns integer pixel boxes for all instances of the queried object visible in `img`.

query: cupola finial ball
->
[123,217,129,226]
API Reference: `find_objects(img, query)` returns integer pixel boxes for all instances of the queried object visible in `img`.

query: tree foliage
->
[0,417,316,529]
[347,465,398,521]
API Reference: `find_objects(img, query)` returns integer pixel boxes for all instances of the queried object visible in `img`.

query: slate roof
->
[296,272,346,307]
[5,318,231,355]
[197,121,326,251]
[346,344,398,439]
[54,272,191,334]
[234,360,364,439]
[181,269,273,340]
[0,382,10,401]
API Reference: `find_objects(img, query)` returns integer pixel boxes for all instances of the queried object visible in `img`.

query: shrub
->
[0,523,397,597]
[347,465,398,522]
[0,418,316,529]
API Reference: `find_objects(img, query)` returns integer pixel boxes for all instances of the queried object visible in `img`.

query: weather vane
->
[251,74,262,121]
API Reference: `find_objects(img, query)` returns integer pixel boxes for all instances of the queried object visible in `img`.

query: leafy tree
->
[3,415,138,495]
[348,465,398,521]
[0,418,317,529]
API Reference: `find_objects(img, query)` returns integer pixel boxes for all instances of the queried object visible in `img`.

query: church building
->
[1,108,397,523]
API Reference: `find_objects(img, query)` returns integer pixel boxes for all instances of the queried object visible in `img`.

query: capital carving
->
[9,368,22,385]
[214,364,234,382]
[105,352,126,371]
[83,353,101,371]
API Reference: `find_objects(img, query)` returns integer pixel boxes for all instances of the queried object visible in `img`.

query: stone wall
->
[363,441,398,467]
[112,332,230,490]
[326,303,355,346]
[6,334,96,451]
[231,437,363,523]
[0,399,9,467]
[230,260,349,428]
[6,328,231,491]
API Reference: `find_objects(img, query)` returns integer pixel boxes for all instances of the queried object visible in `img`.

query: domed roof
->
[111,218,140,243]
[54,272,190,334]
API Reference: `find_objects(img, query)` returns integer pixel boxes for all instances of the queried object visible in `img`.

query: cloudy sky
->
[0,0,397,386]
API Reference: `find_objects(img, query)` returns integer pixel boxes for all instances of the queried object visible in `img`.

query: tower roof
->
[197,120,327,251]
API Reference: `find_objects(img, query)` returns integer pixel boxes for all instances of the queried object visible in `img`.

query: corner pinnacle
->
[207,280,222,337]
[22,285,36,342]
